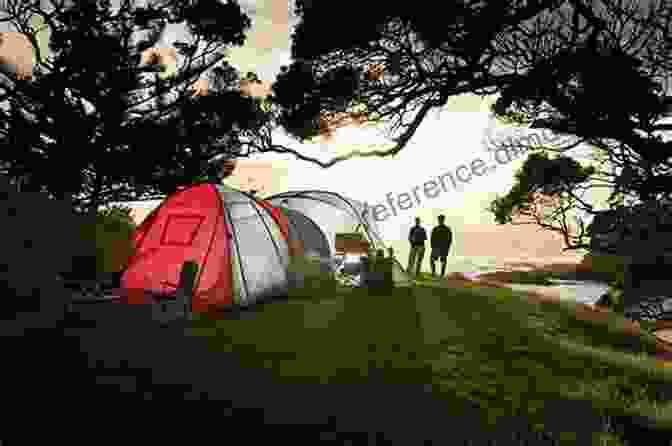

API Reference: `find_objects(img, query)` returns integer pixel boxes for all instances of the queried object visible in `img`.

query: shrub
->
[579,253,626,284]
[93,206,136,274]
[68,206,136,280]
[0,179,79,322]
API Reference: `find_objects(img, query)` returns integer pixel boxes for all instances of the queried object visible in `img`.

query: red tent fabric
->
[120,183,292,312]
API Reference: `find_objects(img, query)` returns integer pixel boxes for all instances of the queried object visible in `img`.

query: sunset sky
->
[7,1,619,270]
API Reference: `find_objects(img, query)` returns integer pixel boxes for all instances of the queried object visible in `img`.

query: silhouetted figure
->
[430,215,452,278]
[407,217,426,277]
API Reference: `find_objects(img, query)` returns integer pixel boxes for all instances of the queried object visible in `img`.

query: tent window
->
[160,215,204,246]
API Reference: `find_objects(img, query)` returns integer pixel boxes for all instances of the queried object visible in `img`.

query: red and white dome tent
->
[107,153,411,314]
[119,181,295,312]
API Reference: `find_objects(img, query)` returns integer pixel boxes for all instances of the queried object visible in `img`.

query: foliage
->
[270,0,658,166]
[0,0,268,214]
[64,204,137,281]
[485,0,672,257]
[580,253,626,285]
[488,151,596,248]
[272,0,672,277]
[0,177,82,319]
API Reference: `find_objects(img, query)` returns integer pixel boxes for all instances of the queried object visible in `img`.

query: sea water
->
[503,280,610,305]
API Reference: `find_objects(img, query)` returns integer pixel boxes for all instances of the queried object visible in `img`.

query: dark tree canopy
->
[485,0,672,256]
[0,0,265,213]
[271,0,572,166]
[270,0,672,268]
[270,0,672,170]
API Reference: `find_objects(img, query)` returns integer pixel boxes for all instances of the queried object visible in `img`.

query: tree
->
[268,0,575,167]
[488,152,596,250]
[486,0,672,253]
[269,1,672,311]
[270,1,670,240]
[0,0,263,214]
[479,0,672,312]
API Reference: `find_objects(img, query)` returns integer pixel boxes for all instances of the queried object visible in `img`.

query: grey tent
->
[267,190,383,253]
[266,190,413,287]
[281,207,332,269]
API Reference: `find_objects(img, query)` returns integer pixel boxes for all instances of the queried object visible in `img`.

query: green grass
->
[504,270,555,285]
[187,275,672,443]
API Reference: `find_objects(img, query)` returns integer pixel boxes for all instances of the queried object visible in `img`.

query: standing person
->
[430,215,453,278]
[407,217,427,277]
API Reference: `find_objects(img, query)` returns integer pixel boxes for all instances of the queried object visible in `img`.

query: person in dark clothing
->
[407,217,427,277]
[430,215,453,278]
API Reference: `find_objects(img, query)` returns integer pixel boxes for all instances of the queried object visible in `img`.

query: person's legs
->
[416,245,425,276]
[430,254,437,276]
[407,246,417,273]
[441,244,451,277]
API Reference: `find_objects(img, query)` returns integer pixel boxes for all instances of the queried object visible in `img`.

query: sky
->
[191,0,604,268]
[6,0,619,270]
[127,0,611,269]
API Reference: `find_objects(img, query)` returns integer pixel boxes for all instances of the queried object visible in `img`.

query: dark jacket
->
[408,225,427,246]
[431,224,453,249]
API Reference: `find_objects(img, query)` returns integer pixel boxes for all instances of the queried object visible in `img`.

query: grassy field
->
[187,274,672,444]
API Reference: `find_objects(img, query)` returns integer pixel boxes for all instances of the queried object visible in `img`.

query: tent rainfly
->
[120,183,293,311]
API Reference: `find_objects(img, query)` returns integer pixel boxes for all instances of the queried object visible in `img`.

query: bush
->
[0,179,79,323]
[579,253,626,284]
[67,206,136,280]
[93,206,136,274]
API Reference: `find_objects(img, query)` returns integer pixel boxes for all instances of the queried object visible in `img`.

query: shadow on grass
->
[34,266,672,444]
[185,275,672,444]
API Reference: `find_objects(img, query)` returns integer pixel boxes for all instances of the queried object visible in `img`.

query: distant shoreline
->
[474,261,613,284]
